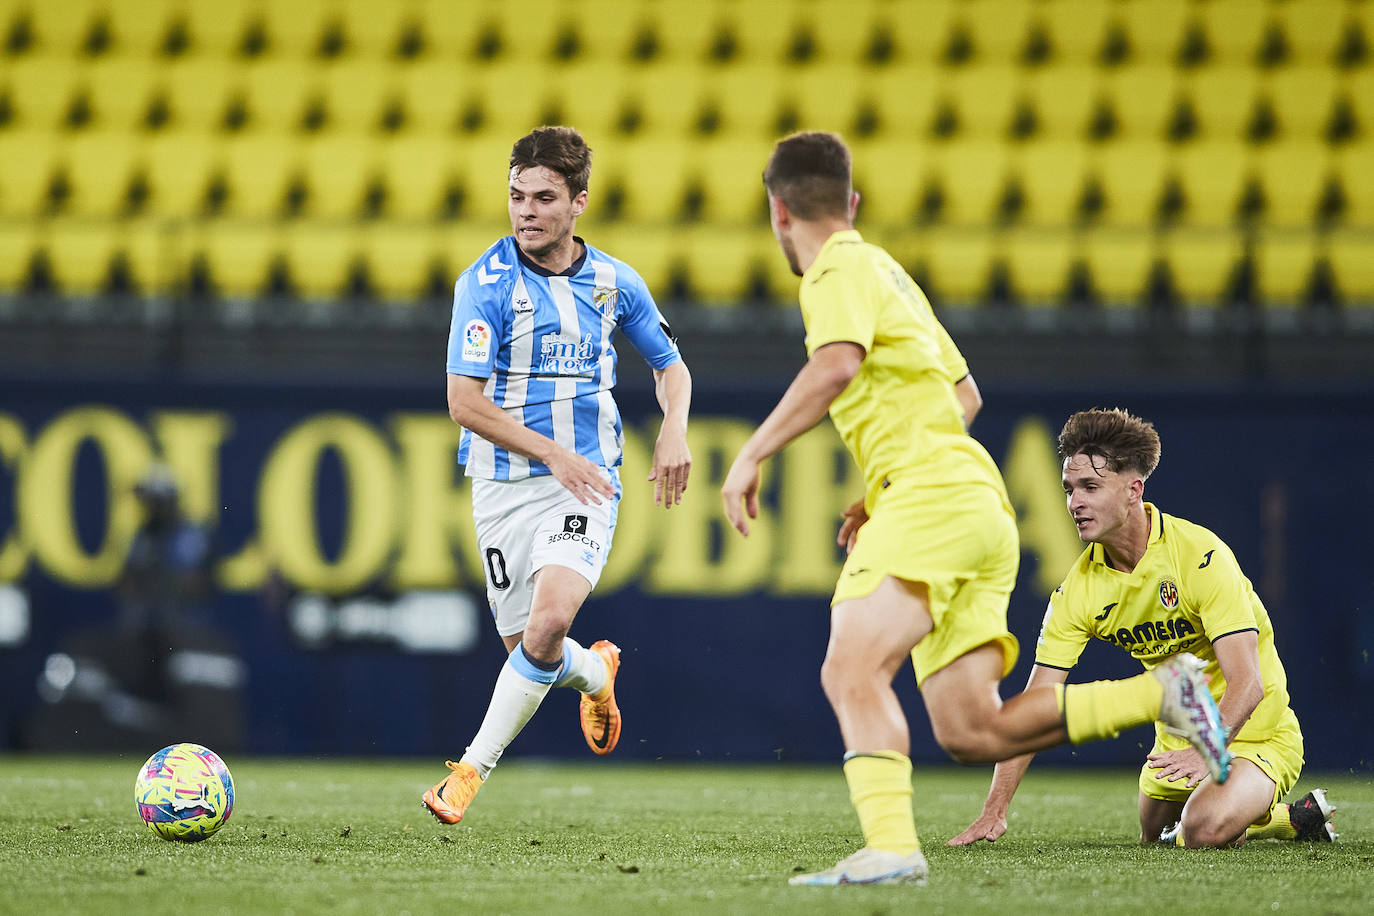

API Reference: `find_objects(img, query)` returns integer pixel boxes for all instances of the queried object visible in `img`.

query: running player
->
[721,132,1231,887]
[423,126,692,825]
[949,408,1336,849]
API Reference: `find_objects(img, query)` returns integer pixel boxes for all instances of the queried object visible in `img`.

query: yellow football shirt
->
[799,230,1007,505]
[1036,503,1292,742]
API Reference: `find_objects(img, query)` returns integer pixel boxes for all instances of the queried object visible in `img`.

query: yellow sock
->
[1059,673,1164,744]
[842,750,920,856]
[1246,804,1297,841]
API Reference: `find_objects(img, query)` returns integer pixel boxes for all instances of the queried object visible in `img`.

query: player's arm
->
[446,373,615,504]
[721,341,864,536]
[948,664,1070,846]
[649,360,693,509]
[954,373,983,429]
[1209,629,1265,740]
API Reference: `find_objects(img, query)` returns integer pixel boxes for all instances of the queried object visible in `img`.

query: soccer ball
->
[134,743,235,842]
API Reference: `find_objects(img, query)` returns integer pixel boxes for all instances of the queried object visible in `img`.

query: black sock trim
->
[520,643,562,672]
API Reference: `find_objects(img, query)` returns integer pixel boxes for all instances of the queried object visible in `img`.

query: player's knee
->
[930,720,996,765]
[1179,811,1243,849]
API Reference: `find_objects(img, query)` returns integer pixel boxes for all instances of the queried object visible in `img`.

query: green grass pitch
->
[1,756,1369,915]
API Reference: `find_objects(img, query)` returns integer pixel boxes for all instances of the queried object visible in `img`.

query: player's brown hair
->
[510,126,593,197]
[763,131,852,220]
[1057,408,1162,479]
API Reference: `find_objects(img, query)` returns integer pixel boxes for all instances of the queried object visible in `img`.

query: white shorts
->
[470,469,620,637]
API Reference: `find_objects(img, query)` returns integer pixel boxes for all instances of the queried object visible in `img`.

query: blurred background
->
[0,0,1370,770]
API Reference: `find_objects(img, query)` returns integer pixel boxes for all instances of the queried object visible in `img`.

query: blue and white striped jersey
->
[446,235,680,480]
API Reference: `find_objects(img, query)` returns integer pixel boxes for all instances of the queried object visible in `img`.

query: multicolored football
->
[134,743,235,842]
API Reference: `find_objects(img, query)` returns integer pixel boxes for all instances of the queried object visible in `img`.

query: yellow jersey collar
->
[805,229,864,281]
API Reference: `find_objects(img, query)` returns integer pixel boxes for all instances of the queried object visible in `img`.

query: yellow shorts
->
[833,477,1020,687]
[1138,706,1305,812]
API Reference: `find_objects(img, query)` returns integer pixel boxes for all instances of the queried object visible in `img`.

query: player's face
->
[768,195,803,276]
[1062,452,1136,544]
[509,166,587,263]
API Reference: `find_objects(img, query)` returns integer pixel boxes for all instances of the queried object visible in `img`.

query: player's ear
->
[571,189,588,217]
[848,189,860,221]
[768,194,790,229]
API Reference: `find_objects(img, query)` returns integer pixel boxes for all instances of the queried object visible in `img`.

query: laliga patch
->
[1157,578,1180,610]
[462,319,491,362]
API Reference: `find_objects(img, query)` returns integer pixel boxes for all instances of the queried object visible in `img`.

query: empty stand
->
[1161,228,1244,307]
[143,130,220,219]
[42,220,121,297]
[199,221,282,299]
[283,222,362,300]
[301,134,380,220]
[364,222,443,302]
[1264,66,1341,141]
[1004,228,1076,305]
[1328,229,1374,305]
[1036,0,1113,63]
[59,129,142,218]
[1081,230,1156,306]
[1254,229,1318,306]
[3,55,83,130]
[0,129,59,218]
[1013,139,1091,226]
[678,225,768,305]
[924,230,999,304]
[932,139,1012,226]
[0,220,39,291]
[1091,139,1170,227]
[1198,0,1272,65]
[1255,140,1332,227]
[1171,140,1253,227]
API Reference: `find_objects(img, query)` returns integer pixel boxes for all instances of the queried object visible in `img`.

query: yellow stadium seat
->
[337,0,414,58]
[123,219,182,296]
[1327,228,1374,305]
[1005,228,1075,305]
[705,0,793,63]
[144,130,219,219]
[1081,230,1155,307]
[159,57,236,132]
[678,225,766,306]
[887,0,957,64]
[1037,0,1113,63]
[581,224,676,298]
[787,63,867,137]
[1161,228,1243,307]
[413,0,489,58]
[1025,65,1100,139]
[180,0,257,55]
[865,62,942,139]
[925,229,998,305]
[236,58,320,132]
[1337,141,1374,227]
[547,60,632,140]
[1254,140,1331,227]
[318,58,395,133]
[695,136,776,225]
[640,0,720,62]
[302,134,380,220]
[473,0,566,63]
[618,62,706,137]
[1091,139,1169,227]
[18,0,101,54]
[1198,0,1270,64]
[198,221,282,299]
[103,0,178,55]
[1273,0,1350,65]
[364,222,443,302]
[798,0,881,63]
[1172,140,1252,227]
[606,136,695,224]
[1253,229,1317,306]
[932,139,1011,226]
[1115,0,1191,63]
[698,63,786,138]
[458,132,527,222]
[43,219,120,297]
[3,54,82,130]
[221,133,302,219]
[378,134,459,220]
[394,59,467,135]
[943,65,1020,138]
[82,55,157,130]
[1182,66,1260,141]
[956,0,1034,62]
[1264,66,1340,141]
[0,221,39,291]
[283,222,361,300]
[60,130,142,218]
[1103,64,1180,139]
[1345,69,1374,156]
[567,0,653,63]
[256,0,334,57]
[0,128,60,217]
[439,61,551,138]
[1013,139,1090,226]
[850,137,932,228]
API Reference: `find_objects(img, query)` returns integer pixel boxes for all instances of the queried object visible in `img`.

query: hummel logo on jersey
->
[564,515,588,534]
[478,253,513,286]
[1095,602,1118,621]
[513,296,532,313]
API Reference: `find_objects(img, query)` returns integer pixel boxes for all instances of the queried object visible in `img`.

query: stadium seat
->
[1264,66,1340,141]
[1161,228,1243,307]
[363,222,444,302]
[15,0,102,54]
[83,55,160,131]
[707,0,794,63]
[1182,66,1261,141]
[42,220,121,297]
[678,224,767,306]
[283,222,362,300]
[436,61,551,138]
[956,0,1034,62]
[220,133,302,219]
[617,62,706,137]
[0,221,39,292]
[1004,228,1076,305]
[569,0,656,63]
[301,134,380,220]
[198,221,283,299]
[887,0,957,64]
[639,0,720,63]
[59,130,143,218]
[694,136,780,225]
[1335,141,1374,227]
[1115,0,1192,63]
[787,63,868,138]
[458,132,528,222]
[256,0,334,57]
[180,0,258,55]
[1254,140,1331,227]
[470,0,567,63]
[122,219,182,296]
[797,0,882,63]
[943,65,1020,138]
[924,229,999,305]
[1036,0,1113,63]
[318,58,395,133]
[0,128,60,218]
[3,54,82,130]
[1081,230,1155,306]
[159,57,236,132]
[378,134,459,220]
[103,0,178,56]
[394,59,468,135]
[1198,0,1271,64]
[1012,139,1091,226]
[865,62,942,139]
[932,139,1011,226]
[236,58,320,133]
[143,131,219,220]
[580,223,677,298]
[1091,139,1170,226]
[413,0,490,58]
[1327,228,1374,305]
[1272,0,1350,65]
[1172,140,1252,227]
[336,0,415,58]
[1253,229,1318,306]
[1103,64,1180,139]
[1025,65,1100,139]
[1345,69,1374,157]
[698,63,786,138]
[850,137,932,228]
[547,60,632,140]
[605,136,695,223]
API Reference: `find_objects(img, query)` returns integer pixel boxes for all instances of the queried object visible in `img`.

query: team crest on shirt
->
[1157,578,1180,610]
[462,320,491,361]
[592,286,620,315]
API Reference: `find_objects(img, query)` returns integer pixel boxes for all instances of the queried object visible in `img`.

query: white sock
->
[461,645,558,779]
[551,637,609,696]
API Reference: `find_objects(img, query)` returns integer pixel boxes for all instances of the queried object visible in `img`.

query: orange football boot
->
[421,760,482,824]
[579,640,622,755]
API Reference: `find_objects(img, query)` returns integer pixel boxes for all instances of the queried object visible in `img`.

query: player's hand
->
[836,498,868,554]
[721,454,761,536]
[648,428,691,509]
[947,811,1008,846]
[547,449,617,506]
[1146,748,1210,788]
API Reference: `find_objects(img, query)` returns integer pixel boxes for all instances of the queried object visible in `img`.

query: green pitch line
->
[0,756,1369,915]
